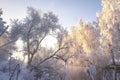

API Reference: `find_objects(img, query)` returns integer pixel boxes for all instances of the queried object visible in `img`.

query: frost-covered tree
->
[0,8,9,36]
[53,19,100,80]
[69,19,100,66]
[97,0,120,65]
[10,7,61,67]
[0,8,10,61]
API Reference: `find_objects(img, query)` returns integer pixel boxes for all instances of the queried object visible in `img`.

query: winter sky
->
[1,0,102,28]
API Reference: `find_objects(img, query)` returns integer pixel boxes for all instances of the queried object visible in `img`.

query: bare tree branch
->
[0,25,9,37]
[0,38,17,49]
[35,47,68,67]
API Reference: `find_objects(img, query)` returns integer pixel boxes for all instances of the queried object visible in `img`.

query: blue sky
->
[0,0,102,28]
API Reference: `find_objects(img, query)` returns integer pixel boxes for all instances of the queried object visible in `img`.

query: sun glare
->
[41,35,57,48]
[12,38,24,61]
[12,36,57,62]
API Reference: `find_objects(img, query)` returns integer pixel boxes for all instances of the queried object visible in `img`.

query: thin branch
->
[14,49,26,52]
[35,47,68,67]
[27,23,34,65]
[27,34,47,67]
[9,64,20,80]
[33,34,47,54]
[54,54,74,64]
[27,25,33,55]
[0,38,17,49]
[29,39,39,54]
[38,34,47,47]
[0,25,9,37]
